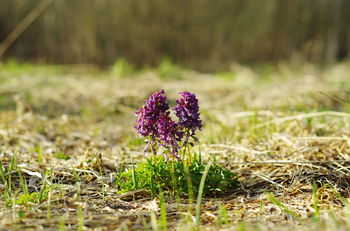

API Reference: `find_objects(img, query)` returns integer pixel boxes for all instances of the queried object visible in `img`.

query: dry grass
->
[0,61,350,230]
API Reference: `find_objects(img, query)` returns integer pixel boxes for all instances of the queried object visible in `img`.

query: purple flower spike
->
[173,91,202,135]
[135,89,202,159]
[157,112,183,158]
[135,89,169,138]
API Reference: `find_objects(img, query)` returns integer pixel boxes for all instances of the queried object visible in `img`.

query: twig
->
[253,173,287,190]
[0,0,55,57]
[331,162,350,175]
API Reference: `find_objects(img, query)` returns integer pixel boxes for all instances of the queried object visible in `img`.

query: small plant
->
[0,152,52,208]
[54,152,69,160]
[157,58,182,79]
[116,90,238,197]
[111,58,135,78]
[135,89,202,160]
[116,156,237,197]
[0,152,17,206]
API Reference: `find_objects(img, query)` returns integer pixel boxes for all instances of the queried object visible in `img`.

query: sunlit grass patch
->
[116,156,238,197]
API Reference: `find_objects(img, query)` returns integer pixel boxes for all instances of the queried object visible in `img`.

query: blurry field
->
[0,61,350,230]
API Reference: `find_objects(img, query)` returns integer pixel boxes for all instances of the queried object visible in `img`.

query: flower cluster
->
[135,90,202,159]
[173,91,202,134]
[157,112,183,156]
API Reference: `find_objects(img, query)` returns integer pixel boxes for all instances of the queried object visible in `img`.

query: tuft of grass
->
[0,151,17,206]
[0,158,10,204]
[0,151,54,208]
[157,58,182,79]
[37,170,50,204]
[16,167,30,207]
[218,204,229,225]
[111,58,135,78]
[54,152,70,160]
[115,156,238,197]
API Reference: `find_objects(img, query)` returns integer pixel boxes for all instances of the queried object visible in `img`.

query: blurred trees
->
[0,0,349,70]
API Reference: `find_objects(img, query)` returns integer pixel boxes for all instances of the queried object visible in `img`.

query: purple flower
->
[173,91,202,135]
[135,90,169,138]
[135,89,202,159]
[157,112,183,158]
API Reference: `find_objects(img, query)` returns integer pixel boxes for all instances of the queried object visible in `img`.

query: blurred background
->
[0,0,349,71]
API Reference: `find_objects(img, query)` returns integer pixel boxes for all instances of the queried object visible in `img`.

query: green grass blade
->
[38,170,49,204]
[59,217,67,231]
[312,181,320,223]
[18,167,28,194]
[267,193,302,222]
[196,159,213,228]
[0,161,7,187]
[77,205,84,231]
[131,159,137,189]
[0,159,11,206]
[7,151,18,192]
[150,212,158,231]
[159,187,167,231]
[183,161,194,213]
[219,204,229,225]
[332,187,350,207]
